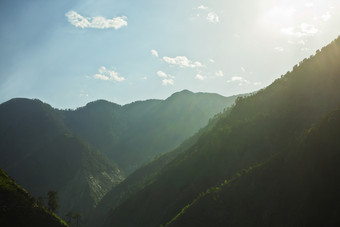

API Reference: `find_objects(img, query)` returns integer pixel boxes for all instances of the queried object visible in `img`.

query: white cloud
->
[207,12,219,23]
[209,59,215,63]
[281,23,318,37]
[94,74,110,81]
[195,74,207,80]
[195,5,219,23]
[93,66,125,82]
[197,5,209,10]
[162,79,174,86]
[253,82,262,86]
[157,70,168,78]
[65,11,127,29]
[156,70,174,85]
[321,12,331,21]
[151,49,159,57]
[231,76,244,82]
[274,46,284,52]
[163,56,204,68]
[241,67,246,72]
[216,70,224,77]
[300,23,318,34]
[281,27,304,37]
[227,76,250,86]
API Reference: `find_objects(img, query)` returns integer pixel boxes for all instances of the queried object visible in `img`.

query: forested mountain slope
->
[0,99,124,220]
[97,36,340,227]
[0,91,237,225]
[0,168,68,227]
[87,110,225,227]
[63,90,239,173]
[168,106,340,226]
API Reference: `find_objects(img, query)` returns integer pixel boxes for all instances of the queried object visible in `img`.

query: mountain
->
[0,168,68,227]
[0,91,238,225]
[167,106,340,226]
[87,111,224,227]
[94,36,340,227]
[62,90,239,173]
[0,99,124,221]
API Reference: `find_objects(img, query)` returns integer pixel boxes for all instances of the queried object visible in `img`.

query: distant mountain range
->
[0,90,239,223]
[62,90,239,173]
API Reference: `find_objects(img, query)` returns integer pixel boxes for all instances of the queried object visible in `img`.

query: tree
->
[73,213,82,227]
[37,196,45,208]
[47,190,59,212]
[65,211,73,226]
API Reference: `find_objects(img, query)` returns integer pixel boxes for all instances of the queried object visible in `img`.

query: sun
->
[261,6,297,28]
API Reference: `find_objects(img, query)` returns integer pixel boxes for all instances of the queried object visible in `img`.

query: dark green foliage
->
[95,36,340,227]
[48,190,59,212]
[0,99,124,223]
[37,196,45,207]
[65,211,73,226]
[0,169,68,227]
[74,213,82,227]
[167,107,340,226]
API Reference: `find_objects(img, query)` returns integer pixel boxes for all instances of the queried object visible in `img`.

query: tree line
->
[34,190,82,227]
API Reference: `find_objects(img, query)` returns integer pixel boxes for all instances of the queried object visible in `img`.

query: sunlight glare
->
[261,6,297,28]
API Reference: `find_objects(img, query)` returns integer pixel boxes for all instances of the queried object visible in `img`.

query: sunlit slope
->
[100,36,340,227]
[63,90,239,173]
[168,106,340,226]
[87,111,225,227]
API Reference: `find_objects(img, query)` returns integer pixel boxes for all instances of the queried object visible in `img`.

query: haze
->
[1,0,339,108]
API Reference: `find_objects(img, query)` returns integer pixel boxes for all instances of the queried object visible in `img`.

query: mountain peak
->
[80,99,121,111]
[166,90,195,100]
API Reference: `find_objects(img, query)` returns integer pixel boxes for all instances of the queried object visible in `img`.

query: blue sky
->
[1,0,340,108]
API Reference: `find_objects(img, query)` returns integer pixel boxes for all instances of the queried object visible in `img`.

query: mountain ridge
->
[0,89,240,225]
[167,105,340,226]
[95,36,340,227]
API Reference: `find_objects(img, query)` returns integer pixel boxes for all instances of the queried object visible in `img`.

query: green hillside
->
[87,111,224,227]
[96,36,340,227]
[0,168,68,227]
[168,106,340,226]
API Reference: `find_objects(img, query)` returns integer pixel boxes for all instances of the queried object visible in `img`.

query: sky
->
[1,0,340,109]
